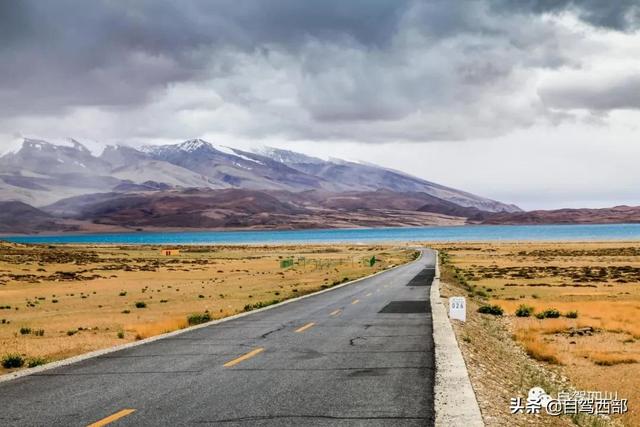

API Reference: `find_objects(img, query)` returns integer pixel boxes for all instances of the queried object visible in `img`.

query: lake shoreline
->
[5,223,640,245]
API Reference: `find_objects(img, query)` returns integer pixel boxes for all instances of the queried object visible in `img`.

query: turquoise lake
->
[5,224,640,245]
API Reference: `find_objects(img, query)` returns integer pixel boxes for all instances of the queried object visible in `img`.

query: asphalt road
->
[2,250,436,427]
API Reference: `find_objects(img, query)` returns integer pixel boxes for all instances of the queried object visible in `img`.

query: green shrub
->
[134,301,147,308]
[564,310,578,318]
[19,327,32,335]
[2,353,24,368]
[117,331,125,339]
[119,291,127,296]
[515,305,534,317]
[33,329,45,337]
[66,329,77,336]
[187,312,212,325]
[477,304,504,316]
[27,357,48,368]
[122,309,131,314]
[541,308,561,319]
[535,308,562,319]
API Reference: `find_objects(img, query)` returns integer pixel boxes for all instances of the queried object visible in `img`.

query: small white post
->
[449,296,466,322]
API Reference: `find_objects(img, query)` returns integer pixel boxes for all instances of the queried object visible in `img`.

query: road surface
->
[2,250,436,426]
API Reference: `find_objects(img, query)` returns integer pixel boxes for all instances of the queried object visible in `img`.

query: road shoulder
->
[431,251,484,426]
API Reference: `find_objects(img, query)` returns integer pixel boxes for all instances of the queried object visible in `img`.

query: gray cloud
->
[540,74,640,111]
[496,0,640,31]
[0,0,638,144]
[0,1,415,116]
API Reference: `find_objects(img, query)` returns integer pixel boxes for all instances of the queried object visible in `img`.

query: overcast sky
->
[1,1,639,210]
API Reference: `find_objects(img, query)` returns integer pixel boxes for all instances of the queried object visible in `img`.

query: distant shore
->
[4,223,640,245]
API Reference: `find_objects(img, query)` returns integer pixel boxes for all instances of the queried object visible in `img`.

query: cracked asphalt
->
[1,250,436,426]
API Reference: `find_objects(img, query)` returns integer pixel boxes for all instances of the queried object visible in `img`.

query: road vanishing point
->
[2,250,437,426]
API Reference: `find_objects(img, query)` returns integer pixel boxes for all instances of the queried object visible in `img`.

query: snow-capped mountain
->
[1,138,111,175]
[252,147,521,212]
[0,138,520,214]
[137,139,330,191]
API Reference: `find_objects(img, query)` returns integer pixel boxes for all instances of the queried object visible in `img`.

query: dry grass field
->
[433,242,640,426]
[0,242,415,374]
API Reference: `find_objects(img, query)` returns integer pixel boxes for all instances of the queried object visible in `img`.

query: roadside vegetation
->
[0,242,414,374]
[434,242,635,426]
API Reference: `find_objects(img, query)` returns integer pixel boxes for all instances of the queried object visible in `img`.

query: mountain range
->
[1,138,636,234]
[0,138,517,210]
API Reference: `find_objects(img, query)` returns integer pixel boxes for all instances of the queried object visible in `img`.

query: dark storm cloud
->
[0,0,412,116]
[496,0,640,31]
[0,0,638,143]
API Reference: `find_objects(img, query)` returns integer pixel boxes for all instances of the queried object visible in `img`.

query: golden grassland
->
[432,241,640,426]
[0,242,415,374]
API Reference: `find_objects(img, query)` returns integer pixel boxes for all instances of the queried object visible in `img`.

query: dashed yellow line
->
[87,409,135,427]
[223,347,264,367]
[329,309,341,316]
[295,322,316,333]
[352,299,360,305]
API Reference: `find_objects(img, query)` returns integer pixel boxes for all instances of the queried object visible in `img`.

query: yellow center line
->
[223,347,264,367]
[87,409,135,427]
[295,322,316,333]
[352,299,360,305]
[329,309,341,316]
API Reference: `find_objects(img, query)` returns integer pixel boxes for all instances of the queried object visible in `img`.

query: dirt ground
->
[432,241,639,427]
[0,242,415,374]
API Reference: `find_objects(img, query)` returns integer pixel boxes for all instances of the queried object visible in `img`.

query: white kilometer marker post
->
[449,296,466,322]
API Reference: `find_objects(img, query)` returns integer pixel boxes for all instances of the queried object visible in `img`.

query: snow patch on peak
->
[253,146,325,165]
[21,138,57,152]
[140,139,214,155]
[211,144,236,156]
[69,139,90,153]
[138,144,160,154]
[209,144,265,165]
[1,138,25,156]
[179,139,211,152]
[16,137,98,155]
